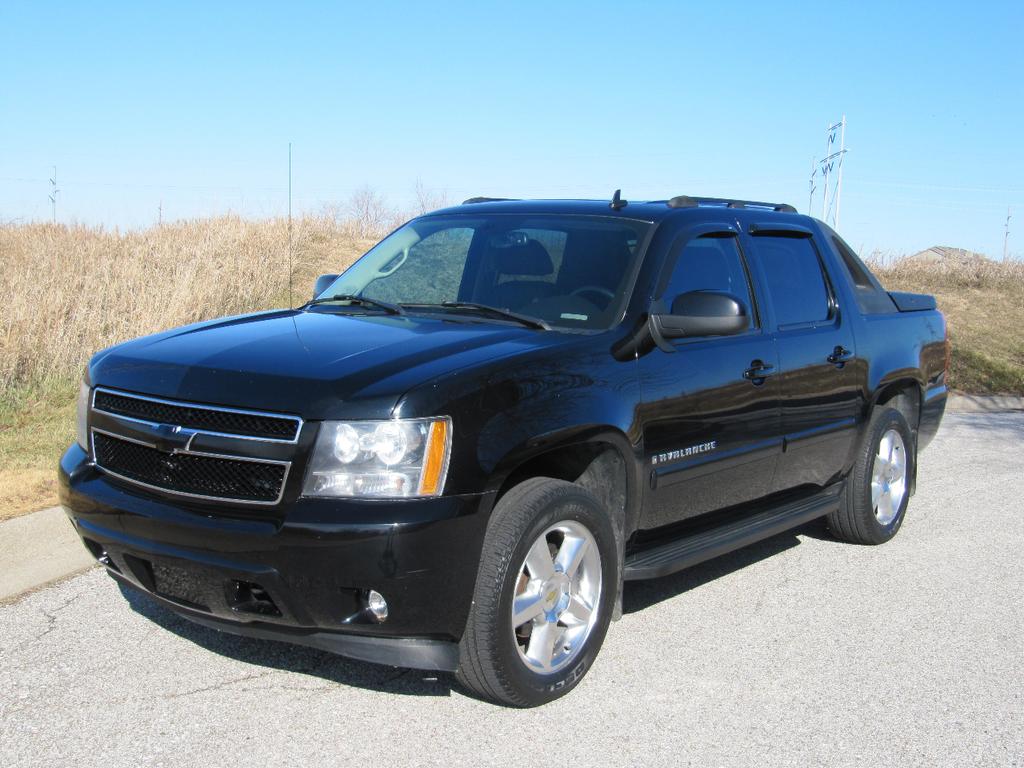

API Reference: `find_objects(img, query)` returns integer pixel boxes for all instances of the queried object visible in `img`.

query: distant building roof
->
[907,246,991,264]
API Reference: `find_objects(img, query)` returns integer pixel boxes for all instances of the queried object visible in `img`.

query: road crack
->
[162,669,282,699]
[8,593,83,654]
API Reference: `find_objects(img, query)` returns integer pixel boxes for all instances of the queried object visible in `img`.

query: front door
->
[638,222,782,530]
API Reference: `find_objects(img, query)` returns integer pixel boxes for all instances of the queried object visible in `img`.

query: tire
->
[456,477,617,707]
[828,407,916,545]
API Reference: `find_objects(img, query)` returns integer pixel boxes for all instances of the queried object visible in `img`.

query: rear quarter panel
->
[857,310,948,449]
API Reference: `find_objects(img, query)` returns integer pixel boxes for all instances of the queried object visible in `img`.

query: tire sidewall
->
[857,408,916,541]
[492,486,616,705]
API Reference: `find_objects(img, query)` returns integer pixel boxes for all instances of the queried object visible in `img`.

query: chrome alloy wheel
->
[510,520,602,674]
[871,428,907,525]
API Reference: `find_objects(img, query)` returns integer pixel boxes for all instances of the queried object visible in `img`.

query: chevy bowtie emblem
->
[150,423,199,454]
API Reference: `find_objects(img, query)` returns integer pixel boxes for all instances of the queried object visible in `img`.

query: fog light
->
[366,589,389,622]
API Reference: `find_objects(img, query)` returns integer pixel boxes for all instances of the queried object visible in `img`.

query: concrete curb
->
[947,393,1024,413]
[0,506,96,604]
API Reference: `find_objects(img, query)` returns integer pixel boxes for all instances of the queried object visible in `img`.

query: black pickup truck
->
[60,194,948,706]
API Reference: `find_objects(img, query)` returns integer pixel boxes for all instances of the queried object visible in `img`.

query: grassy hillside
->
[1,218,1021,520]
[0,216,375,392]
[871,257,1024,394]
[0,215,372,519]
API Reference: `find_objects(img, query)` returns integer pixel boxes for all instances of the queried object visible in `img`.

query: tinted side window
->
[829,233,899,315]
[831,235,873,288]
[754,236,831,327]
[663,235,755,330]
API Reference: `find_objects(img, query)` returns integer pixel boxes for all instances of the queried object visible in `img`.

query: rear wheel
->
[456,478,616,707]
[828,407,916,545]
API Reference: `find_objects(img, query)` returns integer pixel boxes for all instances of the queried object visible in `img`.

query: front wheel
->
[828,407,916,545]
[456,478,617,707]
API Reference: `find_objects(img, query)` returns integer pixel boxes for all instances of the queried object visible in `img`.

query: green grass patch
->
[0,379,77,520]
[949,344,1024,395]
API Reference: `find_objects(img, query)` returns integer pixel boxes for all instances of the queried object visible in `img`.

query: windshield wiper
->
[403,302,549,330]
[307,294,405,315]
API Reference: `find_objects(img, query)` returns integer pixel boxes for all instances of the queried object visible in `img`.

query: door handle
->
[743,360,775,382]
[827,345,854,365]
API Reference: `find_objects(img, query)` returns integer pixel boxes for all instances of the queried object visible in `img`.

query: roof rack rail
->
[667,196,797,213]
[462,196,516,205]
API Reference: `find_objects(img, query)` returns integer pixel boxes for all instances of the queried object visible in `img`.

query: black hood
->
[90,309,569,420]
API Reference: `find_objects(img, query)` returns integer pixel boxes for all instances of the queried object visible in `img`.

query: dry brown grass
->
[872,252,1024,293]
[0,215,376,392]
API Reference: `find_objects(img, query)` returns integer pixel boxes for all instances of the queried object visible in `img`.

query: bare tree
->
[413,179,449,215]
[347,186,392,238]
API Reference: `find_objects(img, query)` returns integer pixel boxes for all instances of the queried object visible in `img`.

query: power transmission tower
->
[817,117,848,227]
[48,166,59,223]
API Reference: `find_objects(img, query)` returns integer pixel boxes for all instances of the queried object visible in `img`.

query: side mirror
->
[649,291,748,352]
[313,274,339,300]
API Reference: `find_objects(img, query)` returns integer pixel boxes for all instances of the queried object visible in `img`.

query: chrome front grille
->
[90,388,301,505]
[92,388,301,442]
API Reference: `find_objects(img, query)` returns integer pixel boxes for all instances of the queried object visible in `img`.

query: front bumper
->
[59,445,494,671]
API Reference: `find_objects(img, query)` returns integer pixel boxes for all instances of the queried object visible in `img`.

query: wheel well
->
[494,442,631,622]
[875,383,922,434]
[495,443,628,535]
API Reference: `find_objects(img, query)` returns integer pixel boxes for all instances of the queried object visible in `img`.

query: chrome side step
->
[623,488,841,581]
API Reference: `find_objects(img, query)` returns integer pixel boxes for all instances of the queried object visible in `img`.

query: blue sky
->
[2,1,1022,258]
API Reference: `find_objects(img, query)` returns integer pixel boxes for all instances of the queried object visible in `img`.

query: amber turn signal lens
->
[418,419,450,496]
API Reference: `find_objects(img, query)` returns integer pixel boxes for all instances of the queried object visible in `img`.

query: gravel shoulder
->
[2,412,1022,767]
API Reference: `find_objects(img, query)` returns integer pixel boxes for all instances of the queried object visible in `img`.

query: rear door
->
[638,221,782,529]
[741,222,864,492]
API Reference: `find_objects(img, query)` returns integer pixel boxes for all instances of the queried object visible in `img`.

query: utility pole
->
[1005,208,1011,261]
[288,142,293,307]
[48,166,59,223]
[158,200,163,226]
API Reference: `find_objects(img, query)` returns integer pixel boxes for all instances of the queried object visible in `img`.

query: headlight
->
[303,417,452,499]
[76,380,91,453]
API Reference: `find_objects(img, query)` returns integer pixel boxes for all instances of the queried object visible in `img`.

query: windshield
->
[315,214,652,330]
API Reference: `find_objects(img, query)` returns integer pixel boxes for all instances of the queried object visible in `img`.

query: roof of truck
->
[429,195,801,222]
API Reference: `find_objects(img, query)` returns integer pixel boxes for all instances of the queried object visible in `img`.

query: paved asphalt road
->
[2,412,1021,767]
